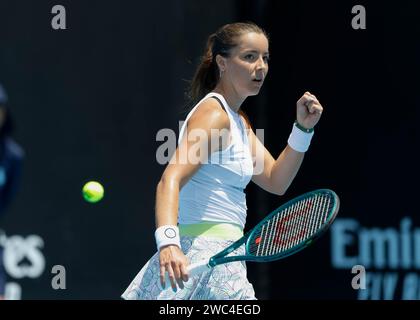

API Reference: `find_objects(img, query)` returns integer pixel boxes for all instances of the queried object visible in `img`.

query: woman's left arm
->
[249,91,323,195]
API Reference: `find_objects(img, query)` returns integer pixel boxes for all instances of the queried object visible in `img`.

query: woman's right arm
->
[156,98,230,291]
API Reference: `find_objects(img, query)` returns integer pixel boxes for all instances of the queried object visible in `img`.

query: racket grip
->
[163,259,210,289]
[187,259,211,277]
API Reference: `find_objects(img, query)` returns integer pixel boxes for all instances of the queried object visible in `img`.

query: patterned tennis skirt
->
[121,235,256,300]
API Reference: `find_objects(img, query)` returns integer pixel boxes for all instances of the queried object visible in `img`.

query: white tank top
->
[177,92,254,229]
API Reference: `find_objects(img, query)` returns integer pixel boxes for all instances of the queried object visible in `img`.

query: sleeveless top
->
[177,92,254,229]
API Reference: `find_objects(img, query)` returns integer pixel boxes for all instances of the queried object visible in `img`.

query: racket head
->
[245,189,340,262]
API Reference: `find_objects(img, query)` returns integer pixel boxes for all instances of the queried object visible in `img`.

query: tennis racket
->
[167,189,339,286]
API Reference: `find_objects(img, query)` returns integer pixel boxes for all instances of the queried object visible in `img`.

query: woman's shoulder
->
[188,97,230,131]
[239,111,253,131]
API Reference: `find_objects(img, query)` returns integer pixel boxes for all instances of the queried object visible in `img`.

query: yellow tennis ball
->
[82,181,104,203]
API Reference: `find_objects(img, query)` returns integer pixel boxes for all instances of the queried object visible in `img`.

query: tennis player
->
[122,22,323,300]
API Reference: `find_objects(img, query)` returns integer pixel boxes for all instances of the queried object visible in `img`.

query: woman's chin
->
[248,87,262,96]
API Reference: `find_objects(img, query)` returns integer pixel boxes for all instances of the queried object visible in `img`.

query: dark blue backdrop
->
[0,0,418,299]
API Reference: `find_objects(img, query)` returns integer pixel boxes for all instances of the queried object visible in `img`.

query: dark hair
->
[187,22,268,104]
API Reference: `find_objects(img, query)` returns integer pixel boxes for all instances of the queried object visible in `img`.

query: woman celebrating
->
[122,22,323,300]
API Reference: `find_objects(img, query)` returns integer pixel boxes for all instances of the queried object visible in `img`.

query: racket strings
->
[249,193,333,257]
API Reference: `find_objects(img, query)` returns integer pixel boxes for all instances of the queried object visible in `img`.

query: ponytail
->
[188,34,219,104]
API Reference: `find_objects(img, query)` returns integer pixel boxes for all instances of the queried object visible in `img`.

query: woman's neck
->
[212,83,245,113]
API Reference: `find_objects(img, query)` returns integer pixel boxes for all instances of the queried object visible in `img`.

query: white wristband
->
[287,122,314,152]
[154,225,181,251]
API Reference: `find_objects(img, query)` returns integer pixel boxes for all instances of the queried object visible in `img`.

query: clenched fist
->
[296,91,323,130]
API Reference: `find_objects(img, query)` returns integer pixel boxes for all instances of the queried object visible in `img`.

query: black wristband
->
[294,121,314,133]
